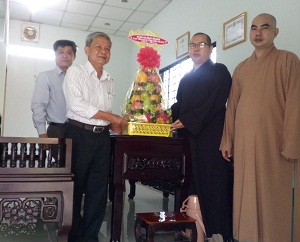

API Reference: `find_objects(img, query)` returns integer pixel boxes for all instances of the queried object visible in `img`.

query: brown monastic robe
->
[220,45,300,242]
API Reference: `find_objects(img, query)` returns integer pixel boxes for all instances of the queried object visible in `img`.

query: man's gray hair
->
[85,32,112,47]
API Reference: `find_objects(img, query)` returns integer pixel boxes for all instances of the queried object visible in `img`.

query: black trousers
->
[47,123,66,162]
[45,123,66,239]
[47,123,66,138]
[66,123,111,242]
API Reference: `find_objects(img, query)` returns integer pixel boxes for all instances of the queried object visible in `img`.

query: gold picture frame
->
[223,12,247,50]
[176,31,190,59]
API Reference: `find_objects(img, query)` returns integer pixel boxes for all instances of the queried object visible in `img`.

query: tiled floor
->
[100,182,177,242]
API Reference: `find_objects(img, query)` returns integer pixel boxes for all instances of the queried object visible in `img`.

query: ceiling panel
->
[127,11,155,24]
[61,22,90,31]
[104,0,143,10]
[1,0,172,37]
[97,5,133,21]
[66,0,102,16]
[92,17,124,30]
[63,12,95,26]
[46,0,69,11]
[137,0,171,13]
[31,9,64,23]
[118,21,144,32]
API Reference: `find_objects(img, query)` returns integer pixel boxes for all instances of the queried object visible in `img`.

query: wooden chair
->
[0,137,73,242]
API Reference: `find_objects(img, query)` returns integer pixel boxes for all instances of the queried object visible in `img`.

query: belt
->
[67,119,110,133]
[49,122,66,127]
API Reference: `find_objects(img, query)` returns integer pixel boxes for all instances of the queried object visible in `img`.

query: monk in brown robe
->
[220,13,300,242]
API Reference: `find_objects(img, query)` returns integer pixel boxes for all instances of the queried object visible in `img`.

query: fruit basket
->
[122,30,171,137]
[128,122,171,137]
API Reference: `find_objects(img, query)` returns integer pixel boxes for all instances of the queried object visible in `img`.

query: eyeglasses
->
[188,42,210,49]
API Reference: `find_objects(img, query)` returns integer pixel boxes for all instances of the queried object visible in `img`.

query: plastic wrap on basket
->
[122,30,171,137]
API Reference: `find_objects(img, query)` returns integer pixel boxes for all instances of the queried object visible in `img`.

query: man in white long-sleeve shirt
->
[63,32,127,242]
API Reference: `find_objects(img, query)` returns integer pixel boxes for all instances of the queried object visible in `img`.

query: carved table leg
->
[134,218,143,242]
[128,180,136,199]
[146,226,155,242]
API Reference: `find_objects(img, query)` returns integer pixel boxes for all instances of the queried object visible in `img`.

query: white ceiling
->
[0,0,172,37]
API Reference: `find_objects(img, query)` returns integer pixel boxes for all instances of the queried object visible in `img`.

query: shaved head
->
[254,13,277,28]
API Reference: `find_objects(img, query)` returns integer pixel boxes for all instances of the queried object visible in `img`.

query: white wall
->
[0,17,6,134]
[1,0,300,137]
[0,42,6,132]
[143,0,300,74]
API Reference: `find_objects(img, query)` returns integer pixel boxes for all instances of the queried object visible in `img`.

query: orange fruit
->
[150,94,159,102]
[131,95,141,102]
[137,71,148,83]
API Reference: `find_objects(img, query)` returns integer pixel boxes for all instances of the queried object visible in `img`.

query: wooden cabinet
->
[0,137,73,242]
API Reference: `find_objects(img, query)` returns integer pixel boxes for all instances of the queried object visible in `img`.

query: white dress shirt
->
[63,61,114,126]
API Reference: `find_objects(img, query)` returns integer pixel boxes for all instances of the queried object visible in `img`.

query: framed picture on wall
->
[176,31,190,59]
[223,12,247,50]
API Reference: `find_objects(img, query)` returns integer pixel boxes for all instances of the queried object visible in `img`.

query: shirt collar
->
[55,66,65,76]
[85,61,109,81]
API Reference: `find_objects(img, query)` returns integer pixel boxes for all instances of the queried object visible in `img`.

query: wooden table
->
[109,135,191,242]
